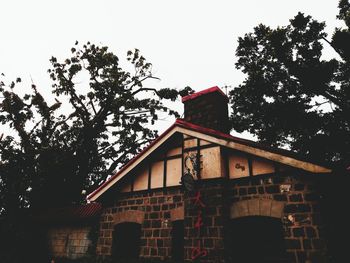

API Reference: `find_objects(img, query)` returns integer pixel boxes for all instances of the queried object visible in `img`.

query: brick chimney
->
[181,86,230,133]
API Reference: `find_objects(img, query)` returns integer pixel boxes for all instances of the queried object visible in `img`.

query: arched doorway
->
[112,222,141,261]
[225,216,288,263]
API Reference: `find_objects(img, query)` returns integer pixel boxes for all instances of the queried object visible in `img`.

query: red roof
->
[181,86,229,103]
[176,118,252,144]
[33,203,102,223]
[87,121,179,200]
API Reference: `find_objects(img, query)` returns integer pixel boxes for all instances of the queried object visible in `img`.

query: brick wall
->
[184,91,229,133]
[96,187,184,260]
[96,172,328,263]
[48,225,92,259]
[229,172,328,263]
[184,179,228,263]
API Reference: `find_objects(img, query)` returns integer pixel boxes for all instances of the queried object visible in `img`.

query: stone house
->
[87,86,332,262]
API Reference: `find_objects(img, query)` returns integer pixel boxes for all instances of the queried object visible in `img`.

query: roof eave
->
[88,119,332,202]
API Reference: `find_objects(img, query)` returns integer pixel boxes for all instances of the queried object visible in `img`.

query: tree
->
[230,0,350,168]
[0,42,187,214]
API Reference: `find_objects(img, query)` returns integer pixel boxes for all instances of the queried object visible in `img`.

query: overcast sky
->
[0,0,343,136]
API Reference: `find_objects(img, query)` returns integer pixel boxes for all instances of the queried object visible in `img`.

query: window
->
[226,216,287,263]
[112,222,141,261]
[171,220,184,261]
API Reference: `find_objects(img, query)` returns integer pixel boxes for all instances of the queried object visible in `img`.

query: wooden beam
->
[183,143,217,152]
[131,174,134,192]
[176,127,331,174]
[163,156,167,188]
[148,164,152,190]
[248,155,253,177]
[197,138,201,180]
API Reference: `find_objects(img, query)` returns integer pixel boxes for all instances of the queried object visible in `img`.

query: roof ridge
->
[175,118,254,144]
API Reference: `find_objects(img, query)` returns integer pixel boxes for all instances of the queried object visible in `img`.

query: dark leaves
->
[290,12,310,30]
[231,4,350,166]
[179,86,194,97]
[0,42,181,214]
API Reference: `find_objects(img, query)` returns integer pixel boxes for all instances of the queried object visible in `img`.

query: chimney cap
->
[181,86,229,103]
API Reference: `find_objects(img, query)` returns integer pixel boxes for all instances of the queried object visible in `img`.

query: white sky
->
[0,0,343,137]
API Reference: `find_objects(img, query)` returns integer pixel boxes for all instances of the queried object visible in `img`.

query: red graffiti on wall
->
[191,190,208,260]
[194,210,204,229]
[193,191,205,208]
[191,240,208,259]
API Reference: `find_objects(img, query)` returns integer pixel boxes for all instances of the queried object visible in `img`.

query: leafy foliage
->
[0,43,184,213]
[230,0,350,167]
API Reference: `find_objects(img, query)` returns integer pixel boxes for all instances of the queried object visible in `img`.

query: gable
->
[88,119,331,201]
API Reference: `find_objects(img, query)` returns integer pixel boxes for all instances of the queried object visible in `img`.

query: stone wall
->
[229,172,328,263]
[48,225,92,259]
[97,187,184,260]
[96,172,328,263]
[184,179,228,263]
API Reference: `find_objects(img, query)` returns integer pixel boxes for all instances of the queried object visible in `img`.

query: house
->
[87,86,331,262]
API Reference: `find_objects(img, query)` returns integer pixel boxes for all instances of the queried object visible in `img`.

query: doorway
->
[112,222,141,261]
[226,216,288,263]
[171,220,184,261]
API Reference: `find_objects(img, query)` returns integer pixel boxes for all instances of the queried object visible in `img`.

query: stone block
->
[292,227,305,237]
[305,227,317,238]
[285,238,301,249]
[170,206,184,221]
[289,194,303,202]
[230,200,248,219]
[238,188,247,195]
[151,220,161,228]
[150,212,159,219]
[114,210,145,225]
[260,199,272,217]
[274,194,287,201]
[265,185,280,194]
[294,183,305,191]
[153,229,160,237]
[247,199,259,216]
[303,239,312,249]
[248,187,257,194]
[258,186,265,194]
[271,200,285,218]
[305,193,320,201]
